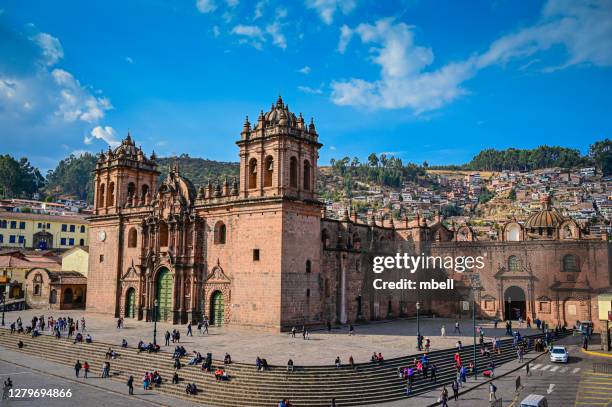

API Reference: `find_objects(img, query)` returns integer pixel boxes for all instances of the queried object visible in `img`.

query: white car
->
[549,346,569,363]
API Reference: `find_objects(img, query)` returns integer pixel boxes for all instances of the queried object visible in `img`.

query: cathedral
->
[86,97,611,331]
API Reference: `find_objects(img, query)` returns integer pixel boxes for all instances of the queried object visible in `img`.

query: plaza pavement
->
[0,309,539,366]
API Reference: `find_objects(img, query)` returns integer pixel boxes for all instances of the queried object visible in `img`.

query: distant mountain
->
[157,155,239,187]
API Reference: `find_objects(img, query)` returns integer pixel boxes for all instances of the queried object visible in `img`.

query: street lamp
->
[153,299,158,346]
[507,296,512,322]
[416,301,421,350]
[472,290,477,380]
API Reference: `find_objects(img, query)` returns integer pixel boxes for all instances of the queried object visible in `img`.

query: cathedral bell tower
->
[236,96,322,200]
[93,133,160,215]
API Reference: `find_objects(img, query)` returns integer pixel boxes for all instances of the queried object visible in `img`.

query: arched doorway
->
[156,268,173,321]
[64,288,73,304]
[125,288,136,318]
[504,286,526,320]
[210,291,225,326]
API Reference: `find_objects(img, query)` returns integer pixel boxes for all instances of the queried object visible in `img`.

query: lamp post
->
[472,290,477,380]
[153,299,158,346]
[416,301,421,350]
[507,296,512,322]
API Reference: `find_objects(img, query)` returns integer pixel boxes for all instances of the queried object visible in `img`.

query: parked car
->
[520,394,548,407]
[549,346,569,363]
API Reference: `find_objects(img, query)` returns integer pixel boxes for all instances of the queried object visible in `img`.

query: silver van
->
[520,394,548,407]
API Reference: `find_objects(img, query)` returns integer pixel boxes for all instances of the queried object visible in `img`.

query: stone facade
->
[85,97,612,331]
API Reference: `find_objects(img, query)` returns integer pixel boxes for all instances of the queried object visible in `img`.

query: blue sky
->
[1,0,611,171]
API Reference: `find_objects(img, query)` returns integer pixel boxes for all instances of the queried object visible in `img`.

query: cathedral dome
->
[255,96,298,129]
[159,163,197,204]
[113,133,139,157]
[525,195,566,229]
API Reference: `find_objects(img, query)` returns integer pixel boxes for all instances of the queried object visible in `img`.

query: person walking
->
[165,331,171,346]
[187,324,193,337]
[203,319,209,335]
[451,379,459,401]
[291,326,296,338]
[583,335,589,350]
[440,386,449,407]
[83,361,90,379]
[489,382,497,401]
[127,375,134,395]
[430,363,437,382]
[440,324,446,337]
[349,324,355,336]
[454,320,461,334]
[74,360,82,378]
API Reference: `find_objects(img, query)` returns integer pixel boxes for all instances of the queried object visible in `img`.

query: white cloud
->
[33,33,64,66]
[332,0,612,114]
[254,0,266,19]
[226,0,239,7]
[212,25,221,37]
[266,22,287,49]
[85,126,120,148]
[51,69,112,122]
[305,0,356,24]
[231,24,265,49]
[232,8,288,50]
[196,0,217,13]
[298,66,312,74]
[298,85,323,94]
[124,56,134,64]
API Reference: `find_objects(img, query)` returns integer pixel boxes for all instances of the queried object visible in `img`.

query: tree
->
[45,153,98,202]
[589,138,612,175]
[0,155,44,198]
[367,153,379,167]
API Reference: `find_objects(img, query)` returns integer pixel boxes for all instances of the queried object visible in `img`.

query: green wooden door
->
[211,291,224,326]
[125,288,136,318]
[156,268,173,321]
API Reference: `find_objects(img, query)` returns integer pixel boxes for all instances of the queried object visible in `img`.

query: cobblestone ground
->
[0,310,539,366]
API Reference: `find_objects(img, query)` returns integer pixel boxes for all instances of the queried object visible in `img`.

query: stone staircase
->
[0,328,568,406]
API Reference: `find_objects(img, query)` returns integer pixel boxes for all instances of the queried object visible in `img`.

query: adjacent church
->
[86,97,612,331]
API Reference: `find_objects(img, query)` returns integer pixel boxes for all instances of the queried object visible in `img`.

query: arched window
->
[563,254,579,272]
[64,288,73,304]
[290,157,298,188]
[506,224,521,241]
[264,156,273,187]
[33,273,42,296]
[74,288,84,304]
[306,260,311,273]
[80,225,85,233]
[159,222,169,247]
[128,227,138,248]
[508,255,521,272]
[79,239,84,246]
[303,160,311,190]
[127,182,136,200]
[141,184,149,203]
[98,183,105,208]
[49,289,57,304]
[107,182,115,207]
[214,221,227,245]
[248,158,258,189]
[321,229,330,248]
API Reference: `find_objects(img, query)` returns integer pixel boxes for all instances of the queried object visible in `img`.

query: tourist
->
[172,372,180,384]
[102,361,111,378]
[256,357,263,371]
[425,337,431,352]
[331,398,337,407]
[81,317,86,332]
[349,355,355,371]
[456,340,463,350]
[327,321,332,332]
[121,339,128,348]
[430,363,437,382]
[2,378,13,400]
[291,326,296,338]
[518,347,524,362]
[451,379,459,401]
[262,359,269,371]
[9,322,15,334]
[175,330,181,343]
[74,360,82,378]
[454,320,461,334]
[127,375,134,395]
[187,324,193,337]
[224,353,232,365]
[349,324,355,335]
[377,352,384,365]
[203,318,209,335]
[489,382,497,401]
[165,331,171,346]
[174,357,182,370]
[17,341,23,349]
[143,374,150,391]
[440,386,449,407]
[440,324,446,337]
[583,335,589,350]
[85,333,92,343]
[185,383,198,395]
[83,361,90,379]
[106,348,118,359]
[335,356,341,369]
[302,327,307,340]
[287,359,294,372]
